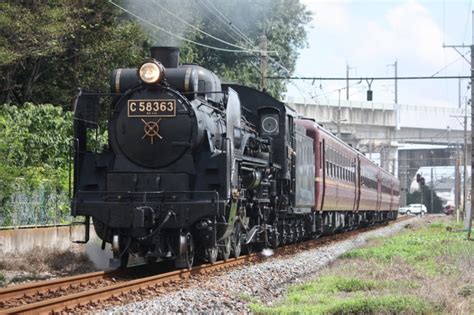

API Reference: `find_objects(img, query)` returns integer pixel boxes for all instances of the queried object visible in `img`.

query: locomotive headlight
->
[138,60,165,84]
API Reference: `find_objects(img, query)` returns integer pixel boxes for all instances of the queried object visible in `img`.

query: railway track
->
[0,216,412,314]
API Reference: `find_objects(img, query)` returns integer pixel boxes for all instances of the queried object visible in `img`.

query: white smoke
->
[121,0,274,49]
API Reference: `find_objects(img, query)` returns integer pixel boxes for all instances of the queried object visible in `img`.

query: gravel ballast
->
[103,217,420,313]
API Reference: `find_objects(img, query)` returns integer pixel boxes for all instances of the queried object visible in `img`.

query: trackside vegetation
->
[251,218,474,314]
[0,104,72,226]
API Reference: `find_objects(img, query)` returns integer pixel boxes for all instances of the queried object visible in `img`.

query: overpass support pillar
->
[381,146,397,175]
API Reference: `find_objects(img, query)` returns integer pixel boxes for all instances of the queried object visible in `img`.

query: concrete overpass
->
[287,98,470,174]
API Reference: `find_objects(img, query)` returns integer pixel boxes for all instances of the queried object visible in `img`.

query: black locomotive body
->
[72,47,399,269]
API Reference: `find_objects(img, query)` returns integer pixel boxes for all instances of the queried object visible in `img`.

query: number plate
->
[127,99,176,117]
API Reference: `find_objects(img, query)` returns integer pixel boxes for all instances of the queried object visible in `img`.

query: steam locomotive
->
[72,46,399,269]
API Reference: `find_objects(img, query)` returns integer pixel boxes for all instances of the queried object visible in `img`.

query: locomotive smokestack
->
[150,46,180,68]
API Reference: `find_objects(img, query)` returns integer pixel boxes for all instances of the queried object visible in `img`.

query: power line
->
[430,53,469,77]
[197,1,243,45]
[149,0,276,54]
[199,0,317,98]
[463,0,473,44]
[311,80,362,100]
[109,0,261,54]
[267,75,471,81]
[202,0,254,45]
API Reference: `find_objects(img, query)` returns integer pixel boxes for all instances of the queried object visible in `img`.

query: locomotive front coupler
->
[138,209,174,242]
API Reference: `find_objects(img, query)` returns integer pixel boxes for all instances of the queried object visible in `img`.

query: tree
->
[0,1,148,107]
[0,0,311,105]
[123,0,312,99]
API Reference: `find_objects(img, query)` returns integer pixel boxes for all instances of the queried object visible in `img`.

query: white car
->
[398,204,427,215]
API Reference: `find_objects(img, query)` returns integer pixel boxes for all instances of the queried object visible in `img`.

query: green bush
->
[0,103,72,226]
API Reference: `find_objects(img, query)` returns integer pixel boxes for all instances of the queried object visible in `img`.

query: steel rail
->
[0,215,412,314]
[2,255,257,314]
[0,269,122,302]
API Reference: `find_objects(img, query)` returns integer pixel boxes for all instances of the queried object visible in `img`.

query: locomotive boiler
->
[71,46,399,269]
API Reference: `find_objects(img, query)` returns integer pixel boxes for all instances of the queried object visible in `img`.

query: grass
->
[340,221,472,276]
[252,276,431,314]
[250,217,474,314]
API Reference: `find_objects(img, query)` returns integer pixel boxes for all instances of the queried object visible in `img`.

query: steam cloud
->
[122,0,274,48]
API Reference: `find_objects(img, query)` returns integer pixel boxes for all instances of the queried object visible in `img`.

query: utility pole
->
[346,64,353,100]
[443,9,474,238]
[430,167,434,213]
[463,100,468,219]
[394,60,399,131]
[394,60,398,104]
[405,168,409,206]
[469,37,473,239]
[259,35,268,92]
[388,61,399,129]
[455,145,461,223]
[338,89,341,138]
[459,78,462,108]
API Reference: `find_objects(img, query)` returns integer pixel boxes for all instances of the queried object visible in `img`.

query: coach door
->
[376,173,382,211]
[352,156,359,212]
[389,181,394,211]
[320,139,326,211]
[355,156,361,212]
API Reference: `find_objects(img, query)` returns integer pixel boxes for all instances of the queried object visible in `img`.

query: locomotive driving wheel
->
[269,223,280,248]
[231,223,242,258]
[175,231,194,269]
[205,245,218,263]
[219,236,231,261]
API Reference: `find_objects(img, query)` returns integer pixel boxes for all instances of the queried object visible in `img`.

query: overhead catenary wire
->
[430,52,469,77]
[310,79,363,100]
[199,0,316,99]
[463,0,473,44]
[197,1,243,44]
[109,0,265,54]
[267,75,471,81]
[148,0,276,54]
[202,0,254,45]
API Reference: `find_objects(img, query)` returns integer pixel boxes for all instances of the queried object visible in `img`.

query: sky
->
[287,0,472,110]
